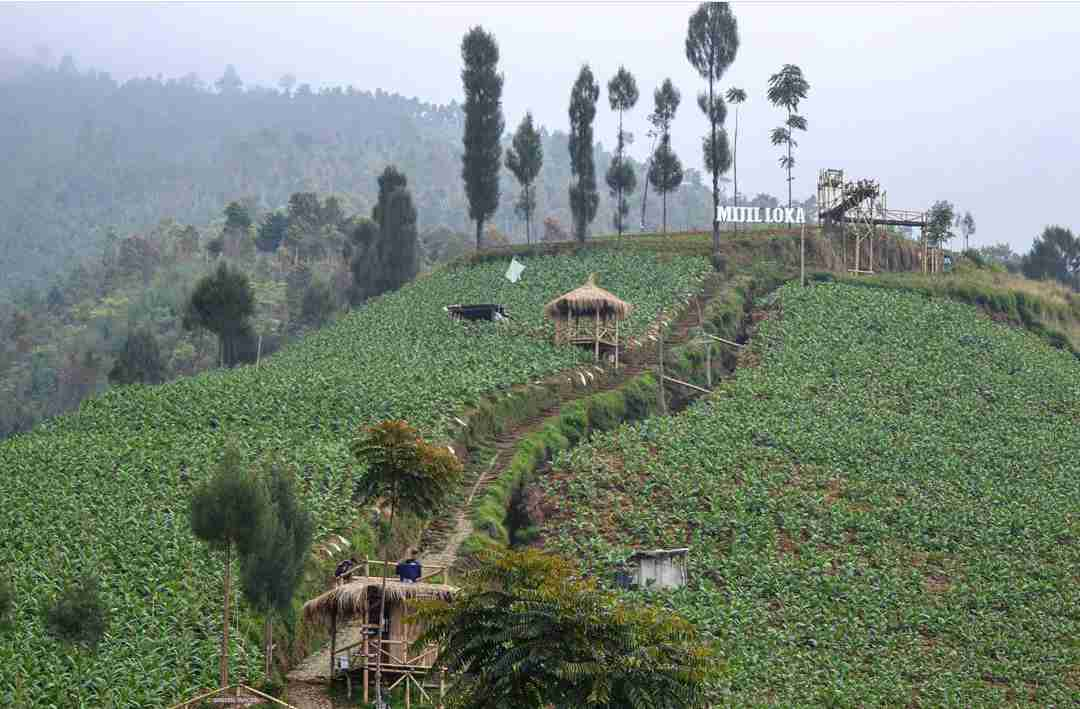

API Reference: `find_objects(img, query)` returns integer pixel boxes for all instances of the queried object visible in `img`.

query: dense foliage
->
[417,549,717,709]
[0,249,708,707]
[541,284,1080,706]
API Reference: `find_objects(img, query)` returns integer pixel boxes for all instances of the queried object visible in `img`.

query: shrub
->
[44,575,109,647]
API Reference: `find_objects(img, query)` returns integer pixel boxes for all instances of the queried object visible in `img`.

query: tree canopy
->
[417,549,718,709]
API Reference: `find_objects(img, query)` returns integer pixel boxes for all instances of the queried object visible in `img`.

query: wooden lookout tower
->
[544,273,633,365]
[301,562,455,707]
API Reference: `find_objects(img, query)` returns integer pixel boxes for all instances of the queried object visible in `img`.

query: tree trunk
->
[787,109,793,215]
[525,188,531,245]
[475,219,483,251]
[662,191,668,235]
[732,105,739,236]
[617,110,624,239]
[264,615,273,680]
[375,497,397,708]
[709,75,720,266]
[220,542,232,688]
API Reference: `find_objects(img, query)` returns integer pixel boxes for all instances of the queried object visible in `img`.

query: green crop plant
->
[0,250,709,707]
[540,283,1080,707]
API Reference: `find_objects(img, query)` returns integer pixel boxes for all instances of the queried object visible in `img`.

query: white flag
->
[505,257,525,283]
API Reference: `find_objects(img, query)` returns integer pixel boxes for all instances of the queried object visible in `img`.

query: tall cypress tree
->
[686,2,740,268]
[461,27,504,250]
[371,166,418,296]
[568,65,600,243]
[606,67,640,239]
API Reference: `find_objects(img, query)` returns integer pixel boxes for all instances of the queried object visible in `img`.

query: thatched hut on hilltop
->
[544,273,632,364]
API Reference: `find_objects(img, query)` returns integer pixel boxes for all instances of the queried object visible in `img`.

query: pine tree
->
[648,80,684,234]
[505,113,544,244]
[606,67,639,239]
[239,456,314,679]
[372,166,419,295]
[182,262,256,368]
[686,2,740,267]
[189,443,271,687]
[568,65,600,243]
[461,27,504,250]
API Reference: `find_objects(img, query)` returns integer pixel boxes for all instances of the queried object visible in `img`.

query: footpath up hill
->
[0,248,709,707]
[539,282,1080,707]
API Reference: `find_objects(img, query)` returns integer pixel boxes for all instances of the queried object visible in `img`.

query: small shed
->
[445,304,509,322]
[543,273,632,364]
[627,547,689,590]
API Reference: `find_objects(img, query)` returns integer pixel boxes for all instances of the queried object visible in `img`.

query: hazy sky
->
[4,1,1079,253]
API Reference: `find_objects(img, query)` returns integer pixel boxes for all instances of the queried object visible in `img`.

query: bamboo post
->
[329,604,338,682]
[614,318,619,370]
[405,676,411,709]
[439,668,446,709]
[594,312,600,362]
[363,634,369,704]
[657,327,667,414]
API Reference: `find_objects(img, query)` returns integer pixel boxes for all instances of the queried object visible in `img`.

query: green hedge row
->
[462,371,662,555]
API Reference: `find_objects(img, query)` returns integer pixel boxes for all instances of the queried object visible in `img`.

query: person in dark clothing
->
[334,557,357,582]
[395,554,422,583]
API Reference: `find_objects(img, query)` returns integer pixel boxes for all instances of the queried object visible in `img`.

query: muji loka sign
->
[716,206,807,225]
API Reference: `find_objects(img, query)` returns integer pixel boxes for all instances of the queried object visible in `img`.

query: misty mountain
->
[0,59,721,294]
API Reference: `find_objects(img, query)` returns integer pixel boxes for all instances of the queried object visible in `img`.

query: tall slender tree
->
[724,87,747,234]
[686,2,740,267]
[766,64,810,212]
[961,211,976,251]
[505,113,544,244]
[189,443,270,688]
[568,65,600,243]
[461,27,505,250]
[606,67,640,239]
[239,456,314,679]
[648,80,683,235]
[371,166,419,295]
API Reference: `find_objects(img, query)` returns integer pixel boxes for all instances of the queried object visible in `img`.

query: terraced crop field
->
[540,283,1080,707]
[0,250,709,707]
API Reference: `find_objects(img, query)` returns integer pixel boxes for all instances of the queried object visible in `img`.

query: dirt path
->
[284,273,722,706]
[418,274,720,572]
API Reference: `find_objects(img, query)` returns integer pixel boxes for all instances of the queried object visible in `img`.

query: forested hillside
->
[0,58,722,293]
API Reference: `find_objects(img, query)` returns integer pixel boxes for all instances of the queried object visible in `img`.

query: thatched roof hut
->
[303,576,457,627]
[544,274,632,363]
[543,273,633,320]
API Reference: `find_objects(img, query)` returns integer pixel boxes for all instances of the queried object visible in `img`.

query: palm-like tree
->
[352,420,463,707]
[766,64,809,213]
[724,87,746,234]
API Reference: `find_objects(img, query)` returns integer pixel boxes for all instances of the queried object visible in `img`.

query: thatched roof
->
[543,273,633,319]
[302,576,457,626]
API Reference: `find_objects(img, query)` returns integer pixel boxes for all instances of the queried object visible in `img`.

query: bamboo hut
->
[543,273,633,365]
[302,569,456,706]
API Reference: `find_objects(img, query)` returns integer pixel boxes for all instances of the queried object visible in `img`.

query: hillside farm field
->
[0,250,709,707]
[541,284,1080,707]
